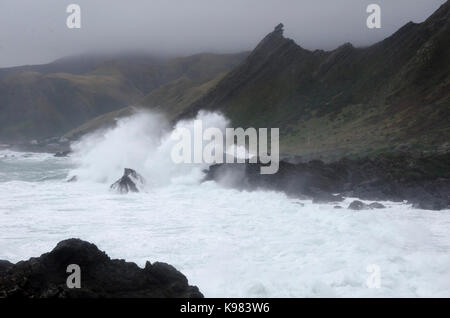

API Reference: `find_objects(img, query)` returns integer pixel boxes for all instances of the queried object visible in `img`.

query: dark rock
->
[67,176,78,183]
[348,200,386,210]
[110,168,145,194]
[274,23,284,34]
[54,150,71,157]
[0,239,203,298]
[0,260,13,273]
[334,206,343,209]
[203,153,450,211]
[348,200,366,210]
[368,202,386,209]
[412,199,448,211]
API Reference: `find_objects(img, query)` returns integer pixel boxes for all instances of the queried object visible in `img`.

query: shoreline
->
[204,153,450,211]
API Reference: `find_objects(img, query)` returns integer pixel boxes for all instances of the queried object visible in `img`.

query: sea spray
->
[69,110,230,186]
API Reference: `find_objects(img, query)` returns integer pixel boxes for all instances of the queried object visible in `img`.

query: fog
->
[0,0,446,67]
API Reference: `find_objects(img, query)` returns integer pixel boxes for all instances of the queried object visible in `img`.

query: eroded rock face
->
[110,168,145,193]
[0,239,203,298]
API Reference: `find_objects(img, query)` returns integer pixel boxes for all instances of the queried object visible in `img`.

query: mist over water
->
[1,112,450,297]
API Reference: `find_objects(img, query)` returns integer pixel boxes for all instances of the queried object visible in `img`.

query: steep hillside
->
[0,71,143,141]
[179,2,450,159]
[0,52,246,142]
[62,53,247,138]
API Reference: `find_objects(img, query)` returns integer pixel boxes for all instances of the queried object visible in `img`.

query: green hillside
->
[178,2,450,159]
[9,1,449,161]
[0,52,247,142]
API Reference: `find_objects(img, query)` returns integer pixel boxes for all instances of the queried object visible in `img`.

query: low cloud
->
[0,0,446,67]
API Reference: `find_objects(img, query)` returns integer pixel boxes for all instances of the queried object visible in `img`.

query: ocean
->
[1,112,449,297]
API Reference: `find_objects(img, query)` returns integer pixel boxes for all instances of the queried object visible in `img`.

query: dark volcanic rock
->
[0,239,203,298]
[412,199,448,211]
[203,154,449,210]
[110,168,145,193]
[67,176,78,183]
[348,200,366,210]
[368,202,386,209]
[0,260,13,274]
[348,200,386,210]
[54,150,71,157]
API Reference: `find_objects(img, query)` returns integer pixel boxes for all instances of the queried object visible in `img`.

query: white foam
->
[1,111,449,297]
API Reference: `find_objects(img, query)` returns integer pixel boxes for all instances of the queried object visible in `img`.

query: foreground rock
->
[204,154,450,210]
[0,239,203,298]
[110,168,145,193]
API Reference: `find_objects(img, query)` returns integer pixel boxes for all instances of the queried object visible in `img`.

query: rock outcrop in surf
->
[110,168,145,193]
[348,200,386,210]
[0,239,203,298]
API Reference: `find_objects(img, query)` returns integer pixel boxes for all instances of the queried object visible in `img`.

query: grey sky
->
[0,0,446,67]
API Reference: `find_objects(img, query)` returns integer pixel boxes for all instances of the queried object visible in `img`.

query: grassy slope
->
[0,70,143,140]
[0,52,247,141]
[177,2,450,159]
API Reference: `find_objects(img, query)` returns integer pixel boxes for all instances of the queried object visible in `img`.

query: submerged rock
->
[54,150,71,157]
[110,168,145,193]
[0,239,203,298]
[348,200,386,210]
[348,200,366,210]
[67,176,78,183]
[368,202,386,209]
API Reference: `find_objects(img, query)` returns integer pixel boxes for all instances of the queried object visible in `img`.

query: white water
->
[0,112,449,297]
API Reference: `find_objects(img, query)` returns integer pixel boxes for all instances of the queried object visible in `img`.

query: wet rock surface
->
[0,239,203,298]
[54,150,71,157]
[110,168,145,193]
[348,200,386,210]
[67,176,78,182]
[204,154,450,210]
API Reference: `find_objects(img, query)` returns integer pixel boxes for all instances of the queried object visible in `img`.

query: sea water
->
[0,112,449,297]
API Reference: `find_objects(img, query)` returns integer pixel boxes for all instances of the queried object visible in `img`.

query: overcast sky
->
[0,0,446,67]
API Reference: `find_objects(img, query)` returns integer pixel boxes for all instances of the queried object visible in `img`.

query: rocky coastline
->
[0,239,203,298]
[203,153,450,211]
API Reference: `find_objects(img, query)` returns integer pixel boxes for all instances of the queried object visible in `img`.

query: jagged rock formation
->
[179,2,450,159]
[110,168,145,193]
[0,239,203,298]
[62,3,449,161]
[204,153,450,210]
[67,176,78,183]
